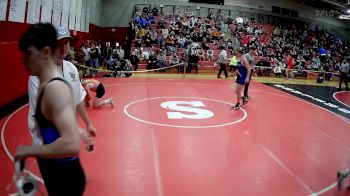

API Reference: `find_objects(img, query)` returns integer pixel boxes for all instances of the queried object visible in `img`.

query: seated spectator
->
[201,40,209,51]
[135,35,143,48]
[211,28,220,40]
[157,50,167,71]
[227,38,233,50]
[143,6,149,14]
[144,33,152,47]
[162,27,169,36]
[142,48,150,60]
[116,46,125,60]
[170,52,179,70]
[165,35,173,46]
[197,48,205,61]
[149,30,157,44]
[188,51,199,73]
[147,52,157,70]
[137,27,145,38]
[207,48,214,61]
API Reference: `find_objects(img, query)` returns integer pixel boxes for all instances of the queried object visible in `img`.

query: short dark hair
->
[236,47,243,54]
[248,45,256,50]
[19,23,57,55]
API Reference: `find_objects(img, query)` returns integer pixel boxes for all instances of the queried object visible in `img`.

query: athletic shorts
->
[37,157,86,196]
[96,83,105,98]
[236,74,247,85]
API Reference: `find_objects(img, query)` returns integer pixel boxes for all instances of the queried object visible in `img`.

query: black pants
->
[84,60,90,75]
[217,63,227,78]
[339,72,349,91]
[37,158,86,196]
[187,63,198,73]
[244,69,253,97]
[133,63,138,71]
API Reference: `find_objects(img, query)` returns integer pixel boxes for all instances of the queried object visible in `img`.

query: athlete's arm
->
[242,57,251,83]
[15,81,81,159]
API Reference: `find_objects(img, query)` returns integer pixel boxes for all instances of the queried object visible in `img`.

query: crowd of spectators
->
[72,6,349,82]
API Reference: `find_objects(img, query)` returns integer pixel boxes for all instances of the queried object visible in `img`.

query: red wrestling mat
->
[1,78,350,196]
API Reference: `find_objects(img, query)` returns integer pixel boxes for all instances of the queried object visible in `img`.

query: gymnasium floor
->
[1,77,350,196]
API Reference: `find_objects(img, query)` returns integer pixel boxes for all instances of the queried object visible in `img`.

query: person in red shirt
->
[82,79,115,109]
[286,54,294,79]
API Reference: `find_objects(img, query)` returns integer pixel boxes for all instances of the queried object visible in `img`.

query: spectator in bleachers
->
[198,48,205,61]
[150,29,158,44]
[147,51,157,70]
[157,50,167,71]
[143,6,149,14]
[274,62,283,77]
[152,7,158,16]
[130,51,140,71]
[211,28,220,40]
[165,35,173,46]
[145,32,152,48]
[227,38,233,50]
[116,45,125,60]
[170,52,179,69]
[142,48,150,60]
[137,27,146,38]
[158,34,165,47]
[207,48,214,61]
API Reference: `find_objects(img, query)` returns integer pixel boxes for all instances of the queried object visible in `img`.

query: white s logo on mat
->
[161,101,214,119]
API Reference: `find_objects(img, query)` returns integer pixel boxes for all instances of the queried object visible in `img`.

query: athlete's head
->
[248,45,256,55]
[235,47,243,58]
[19,23,57,76]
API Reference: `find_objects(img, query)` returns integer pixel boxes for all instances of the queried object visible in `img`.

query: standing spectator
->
[217,45,228,78]
[89,43,99,77]
[102,42,113,67]
[338,58,349,91]
[243,46,256,102]
[81,43,91,76]
[130,51,140,71]
[286,54,294,79]
[116,45,125,59]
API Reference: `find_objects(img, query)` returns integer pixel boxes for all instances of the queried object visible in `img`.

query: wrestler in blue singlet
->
[35,77,85,196]
[236,57,248,85]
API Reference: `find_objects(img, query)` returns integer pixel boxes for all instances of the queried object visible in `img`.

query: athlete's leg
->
[92,98,114,108]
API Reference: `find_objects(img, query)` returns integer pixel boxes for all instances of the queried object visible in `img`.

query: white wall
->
[90,0,102,26]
